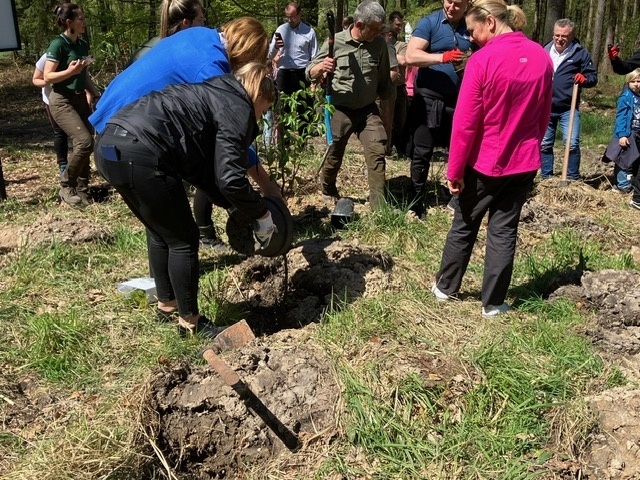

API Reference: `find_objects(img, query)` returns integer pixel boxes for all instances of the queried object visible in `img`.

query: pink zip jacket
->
[447,32,553,181]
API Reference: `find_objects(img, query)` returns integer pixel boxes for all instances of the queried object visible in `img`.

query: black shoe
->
[199,226,231,252]
[178,316,226,339]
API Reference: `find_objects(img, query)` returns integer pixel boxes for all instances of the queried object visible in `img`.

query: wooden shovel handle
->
[561,83,580,181]
[203,349,241,387]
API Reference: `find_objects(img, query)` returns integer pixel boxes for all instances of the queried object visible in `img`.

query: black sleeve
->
[210,106,268,220]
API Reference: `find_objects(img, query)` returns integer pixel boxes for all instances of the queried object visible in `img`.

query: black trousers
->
[408,88,454,198]
[275,68,308,95]
[95,125,201,317]
[435,168,535,307]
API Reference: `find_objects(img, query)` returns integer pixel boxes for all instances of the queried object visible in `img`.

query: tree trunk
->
[602,0,617,75]
[584,0,596,46]
[533,0,547,43]
[591,0,607,69]
[337,0,344,30]
[543,0,566,44]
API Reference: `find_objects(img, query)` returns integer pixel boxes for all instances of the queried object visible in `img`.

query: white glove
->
[253,211,277,250]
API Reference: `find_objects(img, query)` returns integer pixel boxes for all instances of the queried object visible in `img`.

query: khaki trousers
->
[321,103,387,210]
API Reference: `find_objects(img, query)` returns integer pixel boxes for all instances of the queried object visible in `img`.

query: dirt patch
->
[0,212,111,254]
[146,326,340,480]
[223,239,398,334]
[549,270,640,478]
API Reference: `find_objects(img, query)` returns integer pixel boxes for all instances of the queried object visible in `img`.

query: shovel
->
[202,321,301,452]
[560,83,580,183]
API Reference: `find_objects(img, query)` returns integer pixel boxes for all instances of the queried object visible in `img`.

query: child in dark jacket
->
[612,68,640,194]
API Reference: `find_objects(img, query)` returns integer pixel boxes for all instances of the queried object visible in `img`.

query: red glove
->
[574,73,586,85]
[607,44,620,60]
[442,49,463,63]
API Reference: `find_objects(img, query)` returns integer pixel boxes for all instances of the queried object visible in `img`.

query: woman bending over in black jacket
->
[95,62,276,337]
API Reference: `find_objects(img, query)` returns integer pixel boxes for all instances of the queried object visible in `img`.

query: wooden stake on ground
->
[561,83,580,182]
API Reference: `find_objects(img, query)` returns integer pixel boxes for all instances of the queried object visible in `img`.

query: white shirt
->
[549,44,572,72]
[35,53,52,105]
[268,22,318,70]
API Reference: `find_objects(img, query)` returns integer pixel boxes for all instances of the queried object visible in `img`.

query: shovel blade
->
[208,319,255,353]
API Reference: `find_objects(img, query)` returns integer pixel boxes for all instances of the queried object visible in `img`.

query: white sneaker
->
[482,303,511,317]
[431,284,450,302]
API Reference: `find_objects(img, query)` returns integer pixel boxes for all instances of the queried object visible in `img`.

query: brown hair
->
[466,0,526,32]
[234,62,276,106]
[52,3,81,29]
[160,0,203,37]
[219,17,268,72]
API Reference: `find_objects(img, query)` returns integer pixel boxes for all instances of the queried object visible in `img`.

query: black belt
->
[53,89,85,95]
[281,68,305,72]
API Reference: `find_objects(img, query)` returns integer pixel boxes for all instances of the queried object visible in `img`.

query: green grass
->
[318,292,605,479]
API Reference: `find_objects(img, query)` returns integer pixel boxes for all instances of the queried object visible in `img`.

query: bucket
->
[226,196,294,257]
[331,197,354,229]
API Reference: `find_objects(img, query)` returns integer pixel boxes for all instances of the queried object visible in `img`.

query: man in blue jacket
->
[540,19,597,180]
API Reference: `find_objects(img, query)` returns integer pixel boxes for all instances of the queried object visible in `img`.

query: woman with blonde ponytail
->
[432,0,554,317]
[94,62,276,338]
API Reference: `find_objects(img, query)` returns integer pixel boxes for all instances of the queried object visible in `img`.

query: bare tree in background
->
[543,0,566,44]
[591,0,607,68]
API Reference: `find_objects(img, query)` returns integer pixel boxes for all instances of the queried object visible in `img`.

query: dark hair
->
[389,10,404,22]
[53,3,81,28]
[160,0,203,38]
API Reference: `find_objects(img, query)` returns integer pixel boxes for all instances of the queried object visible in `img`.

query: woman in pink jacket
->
[431,0,553,317]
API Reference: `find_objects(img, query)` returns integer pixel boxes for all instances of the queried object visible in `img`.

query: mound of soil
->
[147,326,340,480]
[223,239,398,334]
[549,270,640,479]
[0,212,109,254]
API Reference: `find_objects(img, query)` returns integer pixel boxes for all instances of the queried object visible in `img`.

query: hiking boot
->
[76,178,92,206]
[321,180,340,199]
[630,200,640,210]
[482,303,511,318]
[59,186,82,206]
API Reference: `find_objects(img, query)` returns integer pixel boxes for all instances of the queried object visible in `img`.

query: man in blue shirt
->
[405,0,473,219]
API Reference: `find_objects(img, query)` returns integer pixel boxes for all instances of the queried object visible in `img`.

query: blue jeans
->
[540,110,581,179]
[614,164,633,191]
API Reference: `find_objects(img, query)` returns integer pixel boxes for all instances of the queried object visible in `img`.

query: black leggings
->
[95,125,200,317]
[45,104,68,170]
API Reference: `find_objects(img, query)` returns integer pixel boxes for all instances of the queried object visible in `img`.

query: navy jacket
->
[544,39,597,112]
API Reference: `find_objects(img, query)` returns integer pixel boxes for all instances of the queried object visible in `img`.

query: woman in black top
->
[95,63,276,337]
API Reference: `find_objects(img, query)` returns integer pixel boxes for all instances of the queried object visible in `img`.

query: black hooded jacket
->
[108,74,267,220]
[611,47,640,75]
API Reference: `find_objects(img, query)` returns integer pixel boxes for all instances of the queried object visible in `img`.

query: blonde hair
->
[234,62,276,106]
[466,0,527,32]
[220,17,269,71]
[625,68,640,85]
[160,0,203,37]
